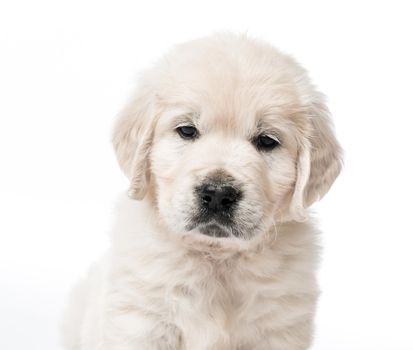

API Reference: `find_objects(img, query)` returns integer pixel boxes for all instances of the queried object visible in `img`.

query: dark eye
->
[255,134,280,151]
[176,125,198,140]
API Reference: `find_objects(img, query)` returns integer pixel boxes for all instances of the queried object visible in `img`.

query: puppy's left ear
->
[112,85,156,200]
[290,93,343,220]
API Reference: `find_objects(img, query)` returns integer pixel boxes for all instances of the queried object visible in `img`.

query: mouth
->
[198,223,231,238]
[187,205,238,238]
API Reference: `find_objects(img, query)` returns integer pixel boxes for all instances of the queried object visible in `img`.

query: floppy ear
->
[112,86,156,200]
[290,94,343,220]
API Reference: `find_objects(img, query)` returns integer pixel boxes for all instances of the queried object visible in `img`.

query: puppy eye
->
[254,134,280,151]
[176,126,198,140]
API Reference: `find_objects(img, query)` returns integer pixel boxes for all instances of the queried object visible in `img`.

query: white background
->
[1,1,412,349]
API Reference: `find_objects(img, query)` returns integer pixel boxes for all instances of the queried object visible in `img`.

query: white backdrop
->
[1,1,412,349]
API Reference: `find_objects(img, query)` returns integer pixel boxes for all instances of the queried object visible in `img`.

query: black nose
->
[199,184,240,212]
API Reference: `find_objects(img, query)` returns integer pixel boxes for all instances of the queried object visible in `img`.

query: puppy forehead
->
[157,77,303,136]
[199,89,302,134]
[154,36,308,136]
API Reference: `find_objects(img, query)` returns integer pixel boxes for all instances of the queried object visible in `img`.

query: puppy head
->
[113,34,342,245]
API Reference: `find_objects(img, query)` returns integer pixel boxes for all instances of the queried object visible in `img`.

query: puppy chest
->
[169,277,289,348]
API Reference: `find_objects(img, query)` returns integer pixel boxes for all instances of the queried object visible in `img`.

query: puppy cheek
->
[156,172,196,234]
[155,179,182,231]
[150,138,184,203]
[268,155,297,218]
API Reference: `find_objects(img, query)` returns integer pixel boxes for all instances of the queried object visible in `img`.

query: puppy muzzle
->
[187,171,244,238]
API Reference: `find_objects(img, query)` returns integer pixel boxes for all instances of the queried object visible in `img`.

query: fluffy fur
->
[62,33,342,350]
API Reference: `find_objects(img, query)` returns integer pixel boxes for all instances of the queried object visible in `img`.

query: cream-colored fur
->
[62,33,342,350]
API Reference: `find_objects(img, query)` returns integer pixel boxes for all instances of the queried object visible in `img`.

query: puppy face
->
[151,97,298,241]
[113,34,342,245]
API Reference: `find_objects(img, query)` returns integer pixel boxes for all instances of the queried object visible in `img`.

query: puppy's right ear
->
[112,86,156,200]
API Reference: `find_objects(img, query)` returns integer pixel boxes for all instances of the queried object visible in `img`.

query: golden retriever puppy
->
[62,33,342,350]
